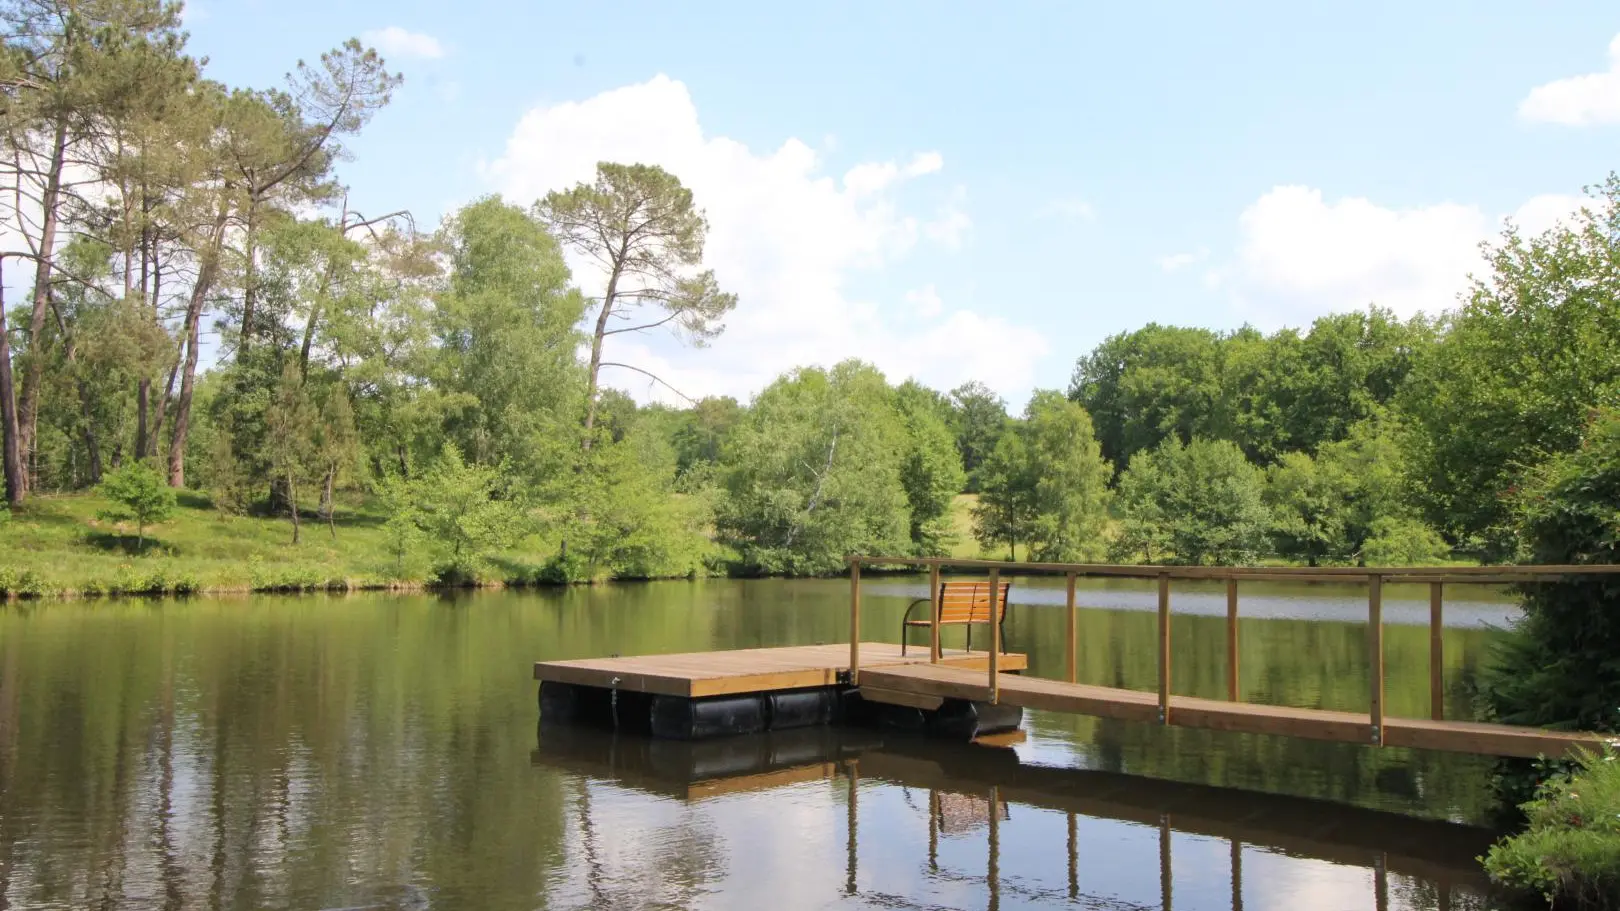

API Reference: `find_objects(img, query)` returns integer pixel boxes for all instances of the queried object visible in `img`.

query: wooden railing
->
[845,556,1620,738]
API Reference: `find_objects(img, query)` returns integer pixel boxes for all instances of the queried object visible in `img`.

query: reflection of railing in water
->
[860,770,1468,911]
[532,723,1495,908]
[847,556,1620,756]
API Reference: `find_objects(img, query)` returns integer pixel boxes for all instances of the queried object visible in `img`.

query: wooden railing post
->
[1065,572,1078,684]
[1226,578,1240,702]
[1157,573,1171,724]
[849,560,862,685]
[1429,581,1444,721]
[1368,573,1384,746]
[987,567,1001,703]
[928,561,942,663]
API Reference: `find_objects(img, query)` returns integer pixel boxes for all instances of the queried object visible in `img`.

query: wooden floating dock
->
[533,642,1028,697]
[534,557,1619,758]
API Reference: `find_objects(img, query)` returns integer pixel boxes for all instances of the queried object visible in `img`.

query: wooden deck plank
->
[1384,716,1609,760]
[860,664,1606,758]
[533,642,1027,698]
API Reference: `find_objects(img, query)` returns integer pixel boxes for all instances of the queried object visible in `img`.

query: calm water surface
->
[0,577,1521,910]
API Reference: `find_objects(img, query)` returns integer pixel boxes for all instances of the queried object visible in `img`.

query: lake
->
[0,576,1522,909]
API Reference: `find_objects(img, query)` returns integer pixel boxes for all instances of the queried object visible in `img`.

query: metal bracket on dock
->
[1369,724,1381,745]
[836,669,852,686]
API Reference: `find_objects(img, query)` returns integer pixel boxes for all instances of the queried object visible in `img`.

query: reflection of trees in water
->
[0,597,583,908]
[1014,601,1500,821]
[571,778,724,910]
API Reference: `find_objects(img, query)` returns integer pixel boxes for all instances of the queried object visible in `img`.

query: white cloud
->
[485,75,1042,405]
[904,285,943,318]
[363,26,446,61]
[1518,32,1620,125]
[1213,186,1591,323]
[1041,197,1096,221]
[1158,248,1208,273]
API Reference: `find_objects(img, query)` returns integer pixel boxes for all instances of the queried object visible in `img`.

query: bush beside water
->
[1485,746,1620,910]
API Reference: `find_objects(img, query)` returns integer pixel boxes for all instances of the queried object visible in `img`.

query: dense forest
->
[5,3,1620,585]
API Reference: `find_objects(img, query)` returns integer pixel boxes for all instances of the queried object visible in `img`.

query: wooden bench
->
[901,580,1013,657]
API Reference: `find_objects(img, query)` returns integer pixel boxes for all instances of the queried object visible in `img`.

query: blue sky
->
[183,1,1620,408]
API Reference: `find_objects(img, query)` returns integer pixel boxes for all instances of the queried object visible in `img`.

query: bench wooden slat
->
[907,581,1011,626]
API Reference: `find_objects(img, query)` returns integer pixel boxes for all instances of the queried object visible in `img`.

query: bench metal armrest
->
[901,597,932,656]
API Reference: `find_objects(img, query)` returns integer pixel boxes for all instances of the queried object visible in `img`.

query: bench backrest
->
[935,581,1012,625]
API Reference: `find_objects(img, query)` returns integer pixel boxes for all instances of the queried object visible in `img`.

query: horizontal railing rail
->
[844,555,1620,738]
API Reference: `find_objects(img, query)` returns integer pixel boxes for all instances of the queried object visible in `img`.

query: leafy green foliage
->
[1484,746,1620,909]
[399,445,526,583]
[1485,406,1620,739]
[1403,179,1620,551]
[717,361,910,575]
[1070,310,1431,472]
[896,393,966,556]
[1360,517,1449,566]
[970,393,1112,561]
[1115,438,1269,565]
[946,381,1008,489]
[545,427,714,583]
[96,460,176,551]
[972,429,1038,560]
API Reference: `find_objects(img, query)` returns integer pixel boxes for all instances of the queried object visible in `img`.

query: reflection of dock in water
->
[533,724,1495,906]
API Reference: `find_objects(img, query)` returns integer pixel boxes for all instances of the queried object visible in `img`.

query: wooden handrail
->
[844,554,1620,582]
[847,555,1619,739]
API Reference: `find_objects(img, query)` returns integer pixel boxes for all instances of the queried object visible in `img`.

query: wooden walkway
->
[858,663,1606,759]
[533,642,1028,698]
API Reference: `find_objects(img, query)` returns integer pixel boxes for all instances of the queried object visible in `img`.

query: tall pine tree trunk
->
[167,205,230,488]
[135,378,150,460]
[0,263,23,505]
[18,120,69,495]
[287,472,300,544]
[320,468,336,540]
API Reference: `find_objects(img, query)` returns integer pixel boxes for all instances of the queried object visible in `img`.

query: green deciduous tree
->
[1403,178,1620,554]
[407,444,525,583]
[895,393,965,556]
[1265,451,1347,566]
[96,458,174,551]
[431,197,584,486]
[1116,437,1269,565]
[1023,391,1112,562]
[717,361,909,574]
[946,380,1007,489]
[973,393,1116,563]
[972,428,1037,560]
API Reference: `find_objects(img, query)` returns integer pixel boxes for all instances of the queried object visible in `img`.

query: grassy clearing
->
[1484,746,1620,910]
[947,493,989,560]
[0,491,554,597]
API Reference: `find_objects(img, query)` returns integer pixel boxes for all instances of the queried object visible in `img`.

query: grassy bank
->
[0,491,559,597]
[1485,746,1620,910]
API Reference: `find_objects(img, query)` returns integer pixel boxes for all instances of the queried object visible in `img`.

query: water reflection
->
[0,585,1515,909]
[532,724,1497,910]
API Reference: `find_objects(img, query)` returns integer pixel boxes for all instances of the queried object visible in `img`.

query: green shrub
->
[1484,746,1620,909]
[1360,516,1450,565]
[0,568,50,598]
[1484,407,1620,807]
[96,461,178,551]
